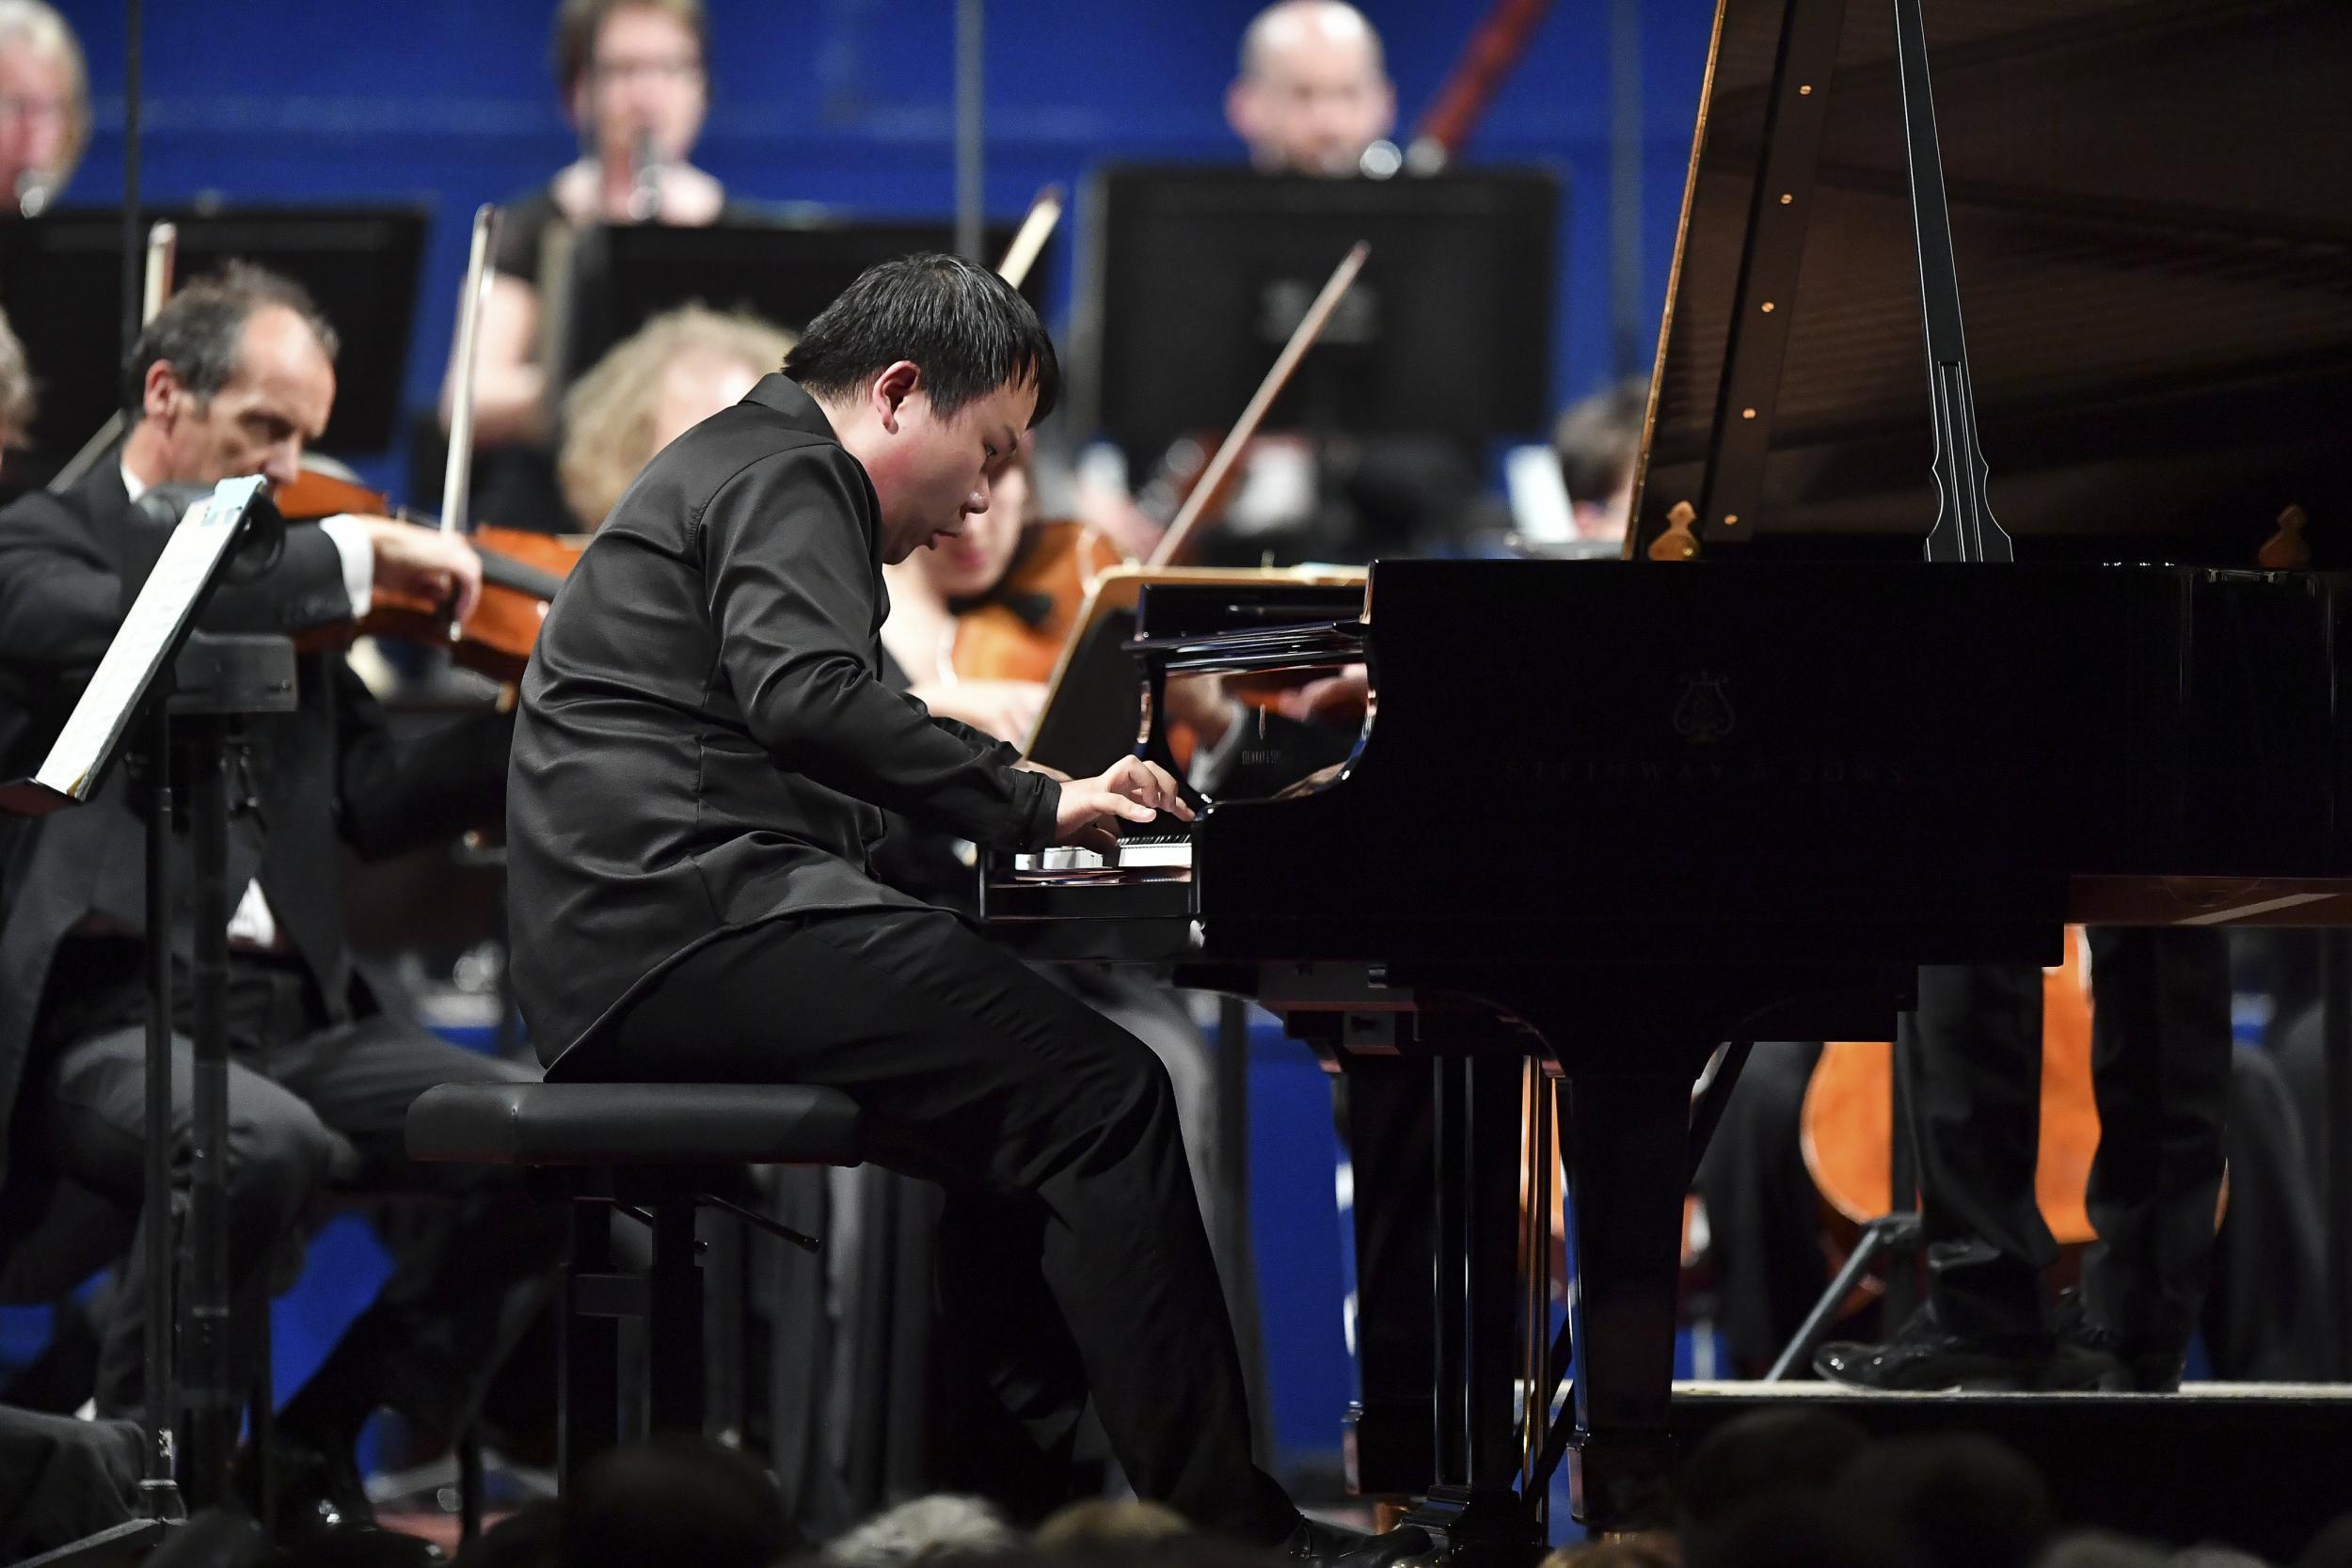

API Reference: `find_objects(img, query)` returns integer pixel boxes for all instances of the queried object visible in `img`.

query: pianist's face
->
[916,457,1028,598]
[862,368,1035,565]
[139,305,333,492]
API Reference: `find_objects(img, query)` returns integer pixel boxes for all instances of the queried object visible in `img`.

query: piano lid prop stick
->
[1148,240,1371,568]
[995,184,1063,291]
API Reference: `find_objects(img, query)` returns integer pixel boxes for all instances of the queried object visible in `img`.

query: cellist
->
[0,262,559,1560]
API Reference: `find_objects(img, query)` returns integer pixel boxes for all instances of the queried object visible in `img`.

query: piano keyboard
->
[1012,831,1194,872]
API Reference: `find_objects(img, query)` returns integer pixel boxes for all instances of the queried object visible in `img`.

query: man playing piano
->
[504,253,1423,1567]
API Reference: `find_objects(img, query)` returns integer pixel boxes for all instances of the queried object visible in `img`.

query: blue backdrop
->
[61,0,1713,490]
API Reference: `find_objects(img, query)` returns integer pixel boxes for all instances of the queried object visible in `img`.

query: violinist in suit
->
[0,262,560,1558]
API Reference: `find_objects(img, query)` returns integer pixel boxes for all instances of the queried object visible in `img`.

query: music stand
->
[1073,166,1560,471]
[1,478,296,1562]
[1023,564,1363,781]
[548,214,1053,397]
[0,206,430,486]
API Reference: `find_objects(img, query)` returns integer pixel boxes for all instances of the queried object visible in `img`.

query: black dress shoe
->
[1814,1305,2096,1392]
[234,1441,445,1563]
[1280,1515,1437,1567]
[2055,1291,2187,1392]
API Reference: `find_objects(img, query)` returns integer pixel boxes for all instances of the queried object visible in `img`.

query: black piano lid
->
[1629,0,2352,565]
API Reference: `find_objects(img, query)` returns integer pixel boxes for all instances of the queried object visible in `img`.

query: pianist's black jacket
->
[505,374,1060,1062]
[0,459,512,1181]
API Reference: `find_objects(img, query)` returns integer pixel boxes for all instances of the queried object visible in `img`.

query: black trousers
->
[0,1406,142,1560]
[556,906,1296,1545]
[23,944,563,1444]
[1907,927,2232,1344]
[1699,1036,2328,1376]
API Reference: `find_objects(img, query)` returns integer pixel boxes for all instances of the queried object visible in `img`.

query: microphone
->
[628,128,662,223]
[14,168,53,218]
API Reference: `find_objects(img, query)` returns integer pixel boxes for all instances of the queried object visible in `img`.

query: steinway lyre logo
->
[1674,673,1735,744]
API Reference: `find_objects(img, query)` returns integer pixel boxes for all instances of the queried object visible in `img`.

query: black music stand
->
[0,207,429,486]
[1074,166,1559,469]
[1,477,294,1564]
[548,214,1050,396]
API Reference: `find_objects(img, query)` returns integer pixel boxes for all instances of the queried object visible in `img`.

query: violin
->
[947,516,1125,685]
[946,241,1371,692]
[273,467,582,686]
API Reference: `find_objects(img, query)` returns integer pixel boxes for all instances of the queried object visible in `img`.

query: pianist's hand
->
[1055,755,1193,853]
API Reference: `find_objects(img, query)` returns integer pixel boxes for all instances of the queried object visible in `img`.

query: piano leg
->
[1557,1069,1698,1529]
[1403,1051,1546,1561]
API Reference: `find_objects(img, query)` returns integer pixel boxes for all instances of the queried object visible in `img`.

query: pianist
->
[504,253,1421,1567]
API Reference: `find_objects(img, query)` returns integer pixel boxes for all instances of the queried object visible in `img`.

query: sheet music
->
[23,476,265,805]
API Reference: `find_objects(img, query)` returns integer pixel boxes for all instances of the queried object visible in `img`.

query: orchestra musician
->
[0,0,84,216]
[1690,937,2327,1387]
[454,0,730,532]
[1810,939,2318,1390]
[0,263,560,1558]
[1226,0,1396,177]
[556,303,795,531]
[503,253,1422,1567]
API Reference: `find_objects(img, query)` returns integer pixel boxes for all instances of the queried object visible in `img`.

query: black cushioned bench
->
[405,1081,866,1489]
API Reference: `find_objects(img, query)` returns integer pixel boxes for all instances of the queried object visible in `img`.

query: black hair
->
[121,260,340,416]
[1552,373,1648,501]
[784,252,1059,427]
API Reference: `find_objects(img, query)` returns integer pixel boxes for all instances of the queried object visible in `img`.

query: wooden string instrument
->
[283,205,583,684]
[945,186,1125,685]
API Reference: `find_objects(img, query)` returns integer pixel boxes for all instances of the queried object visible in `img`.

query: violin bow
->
[994,184,1063,292]
[47,221,178,494]
[1146,240,1370,568]
[440,203,501,540]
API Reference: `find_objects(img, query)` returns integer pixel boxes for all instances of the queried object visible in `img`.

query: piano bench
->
[405,1081,866,1490]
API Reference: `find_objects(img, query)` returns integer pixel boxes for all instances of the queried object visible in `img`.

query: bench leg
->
[561,1197,621,1493]
[647,1196,705,1436]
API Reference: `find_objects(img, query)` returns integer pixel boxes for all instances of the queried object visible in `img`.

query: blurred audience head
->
[1032,1498,1189,1554]
[1541,1530,1683,1568]
[2036,1534,2169,1568]
[1676,1406,1870,1565]
[2301,1512,2352,1568]
[553,0,710,167]
[562,1435,796,1568]
[0,0,85,214]
[820,1494,1023,1567]
[1831,1433,2055,1568]
[1551,375,1647,543]
[559,302,794,527]
[1227,1,1393,176]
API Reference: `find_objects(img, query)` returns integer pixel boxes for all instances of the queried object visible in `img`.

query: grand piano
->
[985,0,2352,1557]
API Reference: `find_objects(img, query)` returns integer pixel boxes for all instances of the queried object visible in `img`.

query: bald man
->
[1225,0,1395,176]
